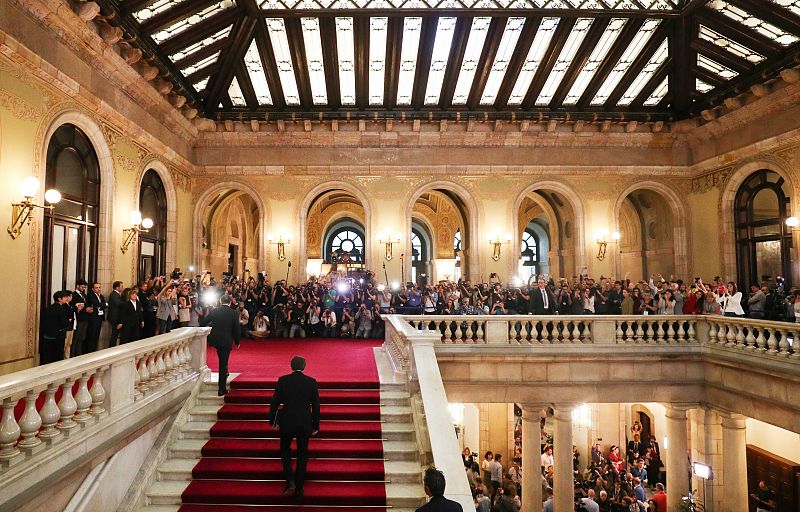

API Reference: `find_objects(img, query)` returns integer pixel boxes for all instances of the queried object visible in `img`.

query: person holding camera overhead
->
[718,281,745,317]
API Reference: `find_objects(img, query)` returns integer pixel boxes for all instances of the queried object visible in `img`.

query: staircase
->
[138,377,425,511]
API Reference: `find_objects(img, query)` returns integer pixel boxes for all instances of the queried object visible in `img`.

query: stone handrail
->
[0,327,210,472]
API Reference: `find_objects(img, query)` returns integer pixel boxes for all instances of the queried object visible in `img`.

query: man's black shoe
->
[294,488,304,498]
[284,484,296,496]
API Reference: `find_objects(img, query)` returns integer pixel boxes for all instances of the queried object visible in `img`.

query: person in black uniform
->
[84,282,107,353]
[118,288,144,344]
[40,291,73,365]
[268,356,320,498]
[200,294,240,396]
[416,467,463,512]
[107,281,124,346]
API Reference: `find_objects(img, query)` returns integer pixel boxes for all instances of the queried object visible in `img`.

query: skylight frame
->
[710,0,799,46]
[301,17,329,105]
[244,39,273,105]
[229,77,247,107]
[266,18,302,106]
[563,18,626,105]
[151,1,233,44]
[335,17,357,106]
[643,75,668,106]
[480,17,527,105]
[696,78,713,93]
[169,27,231,63]
[396,17,424,106]
[697,53,738,81]
[451,17,492,106]
[369,17,389,106]
[535,17,594,106]
[617,37,668,105]
[697,25,765,65]
[180,52,220,78]
[424,17,459,105]
[133,0,189,23]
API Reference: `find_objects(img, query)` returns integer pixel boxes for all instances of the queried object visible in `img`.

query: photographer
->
[355,304,373,339]
[288,300,306,339]
[321,308,337,337]
[341,307,355,338]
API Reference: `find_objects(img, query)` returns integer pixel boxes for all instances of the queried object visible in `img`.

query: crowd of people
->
[40,266,798,365]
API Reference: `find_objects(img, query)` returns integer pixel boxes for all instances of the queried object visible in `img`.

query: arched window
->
[411,231,423,262]
[138,169,168,281]
[411,226,430,285]
[734,170,793,289]
[41,124,100,307]
[520,229,540,281]
[453,229,462,281]
[326,227,365,263]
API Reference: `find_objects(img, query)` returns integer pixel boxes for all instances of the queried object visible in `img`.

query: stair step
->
[387,482,428,508]
[169,439,206,459]
[191,458,386,480]
[382,441,418,461]
[138,506,180,512]
[228,378,379,390]
[202,438,385,459]
[210,420,383,439]
[158,458,198,481]
[384,461,424,484]
[146,481,190,506]
[380,406,412,423]
[219,389,381,405]
[207,404,381,422]
[177,507,399,512]
[181,480,386,506]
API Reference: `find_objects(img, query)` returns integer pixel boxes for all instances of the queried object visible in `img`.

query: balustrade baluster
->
[147,352,159,389]
[156,350,167,383]
[38,384,62,443]
[676,322,686,343]
[475,321,484,343]
[754,328,765,352]
[163,346,174,381]
[635,322,645,344]
[565,321,575,343]
[74,373,93,425]
[57,379,78,434]
[666,321,675,343]
[171,345,181,378]
[717,323,727,344]
[616,322,625,344]
[687,321,696,343]
[448,322,457,344]
[707,321,717,342]
[18,390,42,455]
[138,354,151,395]
[0,398,21,466]
[725,324,736,347]
[735,325,745,349]
[184,340,193,371]
[778,328,791,356]
[656,321,665,344]
[90,367,107,417]
[508,321,516,344]
[133,355,142,400]
[766,328,778,353]
[464,321,474,343]
[583,321,593,343]
[744,328,755,350]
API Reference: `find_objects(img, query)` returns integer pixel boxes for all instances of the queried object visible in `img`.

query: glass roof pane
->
[258,0,680,7]
[766,0,800,18]
[151,1,233,43]
[643,75,668,106]
[180,51,220,77]
[591,18,661,105]
[563,18,626,104]
[301,18,328,105]
[396,17,423,106]
[229,77,246,107]
[133,0,189,23]
[710,0,799,46]
[195,77,209,92]
[451,17,491,105]
[424,17,458,105]
[698,25,765,64]
[617,37,668,105]
[535,18,593,106]
[508,18,559,106]
[244,39,273,105]
[696,78,713,93]
[335,18,357,106]
[480,17,526,105]
[697,53,738,80]
[170,27,231,62]
[369,17,388,105]
[266,18,302,106]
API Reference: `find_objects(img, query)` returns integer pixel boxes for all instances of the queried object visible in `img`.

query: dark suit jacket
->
[268,371,320,435]
[626,440,644,464]
[86,292,107,325]
[200,305,240,350]
[108,290,123,325]
[529,287,557,315]
[71,290,89,322]
[415,495,464,512]
[42,303,72,338]
[119,300,144,342]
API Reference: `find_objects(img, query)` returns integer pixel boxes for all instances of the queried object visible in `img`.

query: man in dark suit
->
[70,278,89,357]
[530,278,557,315]
[626,433,644,468]
[200,294,240,396]
[107,281,124,346]
[118,288,144,345]
[415,467,463,512]
[268,356,320,498]
[40,291,74,365]
[84,282,107,353]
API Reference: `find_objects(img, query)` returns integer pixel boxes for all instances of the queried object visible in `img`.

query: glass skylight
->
[535,18,593,105]
[170,27,230,62]
[151,1,233,43]
[301,17,328,105]
[369,17,388,105]
[396,17,423,106]
[195,77,209,92]
[696,78,713,93]
[229,77,246,107]
[180,52,220,77]
[766,0,800,18]
[563,18,626,104]
[710,0,798,46]
[507,18,559,105]
[643,76,668,106]
[591,19,661,105]
[480,17,526,105]
[698,25,765,64]
[257,0,678,9]
[618,38,668,105]
[424,17,458,105]
[451,17,491,105]
[335,18,357,106]
[244,39,273,105]
[697,53,738,80]
[266,18,301,106]
[133,0,189,23]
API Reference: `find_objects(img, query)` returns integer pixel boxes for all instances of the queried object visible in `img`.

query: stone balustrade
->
[0,327,209,472]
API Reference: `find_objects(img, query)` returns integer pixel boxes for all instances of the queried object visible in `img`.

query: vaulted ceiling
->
[97,0,800,122]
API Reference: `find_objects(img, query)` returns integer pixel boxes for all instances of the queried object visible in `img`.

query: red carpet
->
[180,338,386,511]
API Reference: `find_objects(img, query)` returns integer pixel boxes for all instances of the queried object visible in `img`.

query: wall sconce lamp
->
[786,216,799,230]
[268,232,291,261]
[595,228,621,261]
[121,210,153,254]
[7,177,61,239]
[378,232,401,261]
[488,232,511,262]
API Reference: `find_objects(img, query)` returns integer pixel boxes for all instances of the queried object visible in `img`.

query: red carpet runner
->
[180,338,386,511]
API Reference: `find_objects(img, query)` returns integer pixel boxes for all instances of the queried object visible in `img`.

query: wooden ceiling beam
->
[257,8,680,19]
[548,17,611,108]
[203,17,258,116]
[254,19,286,109]
[694,8,780,59]
[437,16,472,109]
[466,16,508,109]
[283,17,314,109]
[629,58,670,108]
[493,17,542,108]
[726,0,800,37]
[184,63,218,85]
[411,17,440,109]
[160,9,238,55]
[521,17,576,109]
[319,17,342,109]
[139,0,220,35]
[172,37,229,70]
[602,22,669,108]
[691,39,754,75]
[671,14,692,116]
[123,0,159,16]
[235,62,260,109]
[383,17,405,109]
[353,16,370,108]
[694,65,725,88]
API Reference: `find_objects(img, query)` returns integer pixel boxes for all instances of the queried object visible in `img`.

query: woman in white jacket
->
[717,282,745,317]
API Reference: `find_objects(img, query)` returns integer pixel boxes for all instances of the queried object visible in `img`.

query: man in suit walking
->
[268,356,320,498]
[200,295,240,396]
[415,467,463,512]
[530,278,557,315]
[118,288,144,344]
[107,281,124,346]
[85,282,107,353]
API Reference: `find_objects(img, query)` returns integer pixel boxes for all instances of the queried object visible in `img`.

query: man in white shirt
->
[580,489,600,512]
[541,445,554,469]
[489,453,504,503]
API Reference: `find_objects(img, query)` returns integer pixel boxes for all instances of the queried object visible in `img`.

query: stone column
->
[521,404,543,512]
[665,404,691,512]
[552,404,574,512]
[721,412,748,512]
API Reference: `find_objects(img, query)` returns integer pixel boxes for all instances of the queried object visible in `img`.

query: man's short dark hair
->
[290,356,306,371]
[113,281,123,290]
[76,278,88,286]
[423,467,446,497]
[220,295,232,305]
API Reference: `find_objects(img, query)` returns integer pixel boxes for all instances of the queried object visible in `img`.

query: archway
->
[137,169,168,281]
[411,221,433,286]
[138,159,178,275]
[516,193,558,282]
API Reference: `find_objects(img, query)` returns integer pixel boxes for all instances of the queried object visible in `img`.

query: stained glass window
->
[536,18,594,105]
[508,18,559,105]
[266,18,301,105]
[396,17,423,106]
[451,17,492,105]
[481,17,526,105]
[618,38,668,105]
[563,18,626,104]
[301,17,329,105]
[336,18,357,106]
[424,17,458,105]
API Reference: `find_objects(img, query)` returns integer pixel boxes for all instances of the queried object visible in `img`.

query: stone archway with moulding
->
[512,180,587,280]
[405,180,481,282]
[719,159,798,284]
[297,181,373,282]
[193,181,268,274]
[516,192,562,280]
[137,159,178,274]
[612,181,691,279]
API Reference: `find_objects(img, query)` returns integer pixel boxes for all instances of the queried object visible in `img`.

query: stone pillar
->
[521,404,543,512]
[552,404,574,512]
[665,404,691,512]
[721,413,748,512]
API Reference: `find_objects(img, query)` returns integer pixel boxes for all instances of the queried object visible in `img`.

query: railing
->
[0,327,209,472]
